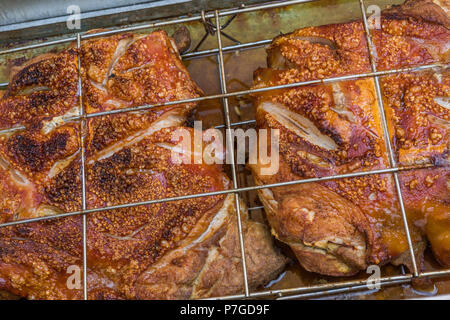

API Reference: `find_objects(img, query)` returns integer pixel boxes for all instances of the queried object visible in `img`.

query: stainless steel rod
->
[0,38,271,89]
[0,62,445,134]
[214,119,256,129]
[359,0,418,276]
[276,279,410,300]
[247,205,264,211]
[264,268,450,299]
[66,63,445,122]
[206,274,414,300]
[0,166,430,228]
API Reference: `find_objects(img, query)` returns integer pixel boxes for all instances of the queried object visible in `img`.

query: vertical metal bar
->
[359,0,418,276]
[214,10,250,297]
[76,33,89,300]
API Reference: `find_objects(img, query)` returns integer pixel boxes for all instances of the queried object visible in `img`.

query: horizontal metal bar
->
[2,35,444,89]
[0,38,271,89]
[247,205,264,211]
[0,59,445,142]
[0,0,317,56]
[76,32,89,301]
[1,47,446,104]
[217,0,317,17]
[0,0,190,33]
[409,294,450,300]
[207,268,450,300]
[0,125,26,135]
[270,269,450,300]
[421,270,450,278]
[0,165,434,228]
[0,120,255,136]
[1,0,449,301]
[1,60,445,129]
[359,0,418,276]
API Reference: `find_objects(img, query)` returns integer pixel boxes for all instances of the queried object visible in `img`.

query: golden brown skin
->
[250,0,449,276]
[0,31,287,299]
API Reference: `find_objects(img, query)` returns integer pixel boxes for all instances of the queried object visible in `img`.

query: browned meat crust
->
[250,0,449,276]
[0,31,287,299]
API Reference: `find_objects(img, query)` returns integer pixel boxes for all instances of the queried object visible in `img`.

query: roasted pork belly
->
[0,30,287,299]
[250,0,449,276]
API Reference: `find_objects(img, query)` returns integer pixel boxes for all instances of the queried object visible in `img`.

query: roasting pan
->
[0,0,449,300]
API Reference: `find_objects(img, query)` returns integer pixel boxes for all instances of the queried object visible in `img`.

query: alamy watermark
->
[168,121,280,175]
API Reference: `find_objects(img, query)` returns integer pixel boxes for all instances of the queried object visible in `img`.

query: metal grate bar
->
[0,0,448,300]
[0,165,429,228]
[0,37,271,88]
[214,119,256,129]
[183,39,272,60]
[275,269,450,300]
[0,62,445,140]
[214,10,250,297]
[248,205,264,211]
[0,62,445,137]
[76,33,89,300]
[276,279,410,300]
[359,0,418,276]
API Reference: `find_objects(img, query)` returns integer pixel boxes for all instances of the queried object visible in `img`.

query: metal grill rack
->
[0,0,449,300]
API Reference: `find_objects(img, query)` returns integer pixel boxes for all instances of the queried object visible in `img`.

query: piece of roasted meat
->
[0,30,287,299]
[249,0,449,276]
